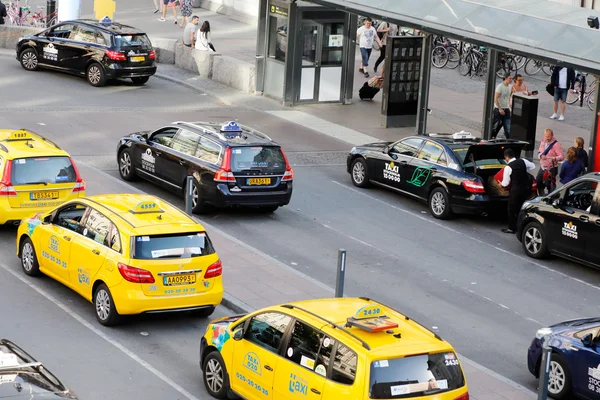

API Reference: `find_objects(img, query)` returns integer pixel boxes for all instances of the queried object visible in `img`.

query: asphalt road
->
[1,54,599,396]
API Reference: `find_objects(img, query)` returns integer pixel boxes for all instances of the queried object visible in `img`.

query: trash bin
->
[46,0,56,27]
[511,93,538,159]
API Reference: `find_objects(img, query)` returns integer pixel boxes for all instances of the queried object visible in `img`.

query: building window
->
[268,16,287,62]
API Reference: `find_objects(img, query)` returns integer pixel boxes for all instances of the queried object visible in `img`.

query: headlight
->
[535,327,553,339]
[350,147,356,153]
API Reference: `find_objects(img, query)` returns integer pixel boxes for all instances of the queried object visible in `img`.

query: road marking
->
[0,264,200,400]
[332,180,600,293]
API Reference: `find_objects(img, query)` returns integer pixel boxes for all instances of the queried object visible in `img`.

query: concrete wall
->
[0,25,40,53]
[194,0,258,25]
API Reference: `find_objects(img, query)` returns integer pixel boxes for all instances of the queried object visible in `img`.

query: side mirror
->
[582,333,594,347]
[389,152,398,160]
[42,215,51,224]
[233,329,244,341]
[552,199,561,209]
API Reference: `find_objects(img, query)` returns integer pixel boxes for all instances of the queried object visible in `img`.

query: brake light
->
[204,260,222,279]
[106,49,127,61]
[453,393,469,400]
[118,263,155,283]
[214,148,236,182]
[462,180,485,193]
[69,158,85,193]
[149,50,156,60]
[280,149,294,182]
[0,160,16,197]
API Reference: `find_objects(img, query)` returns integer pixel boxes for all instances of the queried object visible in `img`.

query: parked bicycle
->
[30,4,57,27]
[524,59,554,76]
[567,72,597,111]
[431,35,460,69]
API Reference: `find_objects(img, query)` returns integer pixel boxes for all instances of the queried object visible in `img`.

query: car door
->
[134,127,179,187]
[571,326,600,399]
[160,128,201,192]
[405,140,448,199]
[38,23,76,69]
[195,136,224,198]
[230,312,292,399]
[381,138,424,192]
[36,203,87,285]
[583,182,600,267]
[64,24,98,72]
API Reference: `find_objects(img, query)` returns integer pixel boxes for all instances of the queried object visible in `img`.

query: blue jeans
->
[360,47,372,67]
[492,108,511,139]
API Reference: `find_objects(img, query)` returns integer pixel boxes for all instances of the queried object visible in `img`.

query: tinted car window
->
[82,209,112,246]
[133,232,215,259]
[285,320,326,372]
[196,138,222,164]
[245,312,292,353]
[563,180,597,212]
[169,129,199,156]
[12,156,76,186]
[150,128,178,147]
[332,343,357,385]
[54,204,86,233]
[48,23,75,39]
[419,141,446,164]
[114,34,153,50]
[69,25,98,43]
[108,224,121,253]
[392,139,424,158]
[230,146,286,174]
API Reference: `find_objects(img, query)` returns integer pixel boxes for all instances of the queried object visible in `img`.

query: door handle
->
[580,215,590,222]
[311,388,321,395]
[264,365,273,371]
[154,151,162,156]
[63,236,71,241]
[92,249,100,255]
[399,161,408,165]
[595,219,600,226]
[179,160,187,166]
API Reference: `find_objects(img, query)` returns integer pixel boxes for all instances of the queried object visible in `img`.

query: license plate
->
[247,178,271,185]
[131,56,145,62]
[30,191,59,200]
[163,274,196,286]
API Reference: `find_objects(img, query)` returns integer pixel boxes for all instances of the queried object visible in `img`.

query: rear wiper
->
[240,169,263,173]
[154,255,181,259]
[24,181,48,185]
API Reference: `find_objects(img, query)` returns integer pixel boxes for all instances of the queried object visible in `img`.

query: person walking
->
[491,74,513,139]
[0,0,7,25]
[195,21,215,51]
[356,17,382,78]
[152,0,160,13]
[511,74,531,96]
[183,15,198,48]
[373,20,398,73]
[501,148,536,234]
[536,128,564,195]
[550,66,575,121]
[574,136,589,172]
[179,0,193,28]
[159,0,178,24]
[559,147,586,185]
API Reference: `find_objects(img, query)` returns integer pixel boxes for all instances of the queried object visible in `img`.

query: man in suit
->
[501,148,535,234]
[550,67,575,121]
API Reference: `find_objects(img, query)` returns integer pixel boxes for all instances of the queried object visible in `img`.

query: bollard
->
[184,176,194,215]
[335,249,346,298]
[537,341,552,400]
[46,0,56,27]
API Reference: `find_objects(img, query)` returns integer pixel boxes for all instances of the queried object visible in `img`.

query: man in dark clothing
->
[550,66,575,121]
[501,148,536,233]
[0,1,7,25]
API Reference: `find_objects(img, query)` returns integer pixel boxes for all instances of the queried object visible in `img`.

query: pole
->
[335,249,346,298]
[482,49,499,139]
[416,34,432,135]
[537,341,551,400]
[184,176,194,215]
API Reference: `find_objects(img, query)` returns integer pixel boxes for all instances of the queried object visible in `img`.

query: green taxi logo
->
[406,165,433,187]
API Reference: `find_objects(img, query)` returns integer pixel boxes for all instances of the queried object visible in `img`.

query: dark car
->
[16,18,156,87]
[527,318,600,399]
[347,131,536,219]
[0,339,78,399]
[116,121,294,213]
[516,173,600,266]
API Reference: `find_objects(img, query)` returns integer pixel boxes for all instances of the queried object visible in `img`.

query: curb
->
[154,71,234,107]
[220,293,253,315]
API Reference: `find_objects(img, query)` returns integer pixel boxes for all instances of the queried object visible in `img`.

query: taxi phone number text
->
[383,171,401,182]
[236,372,269,396]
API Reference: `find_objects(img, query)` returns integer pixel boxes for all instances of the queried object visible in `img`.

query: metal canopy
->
[305,0,600,74]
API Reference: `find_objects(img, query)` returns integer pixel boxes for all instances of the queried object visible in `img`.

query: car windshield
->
[11,156,76,186]
[230,146,286,174]
[114,34,152,50]
[133,232,215,259]
[369,352,465,399]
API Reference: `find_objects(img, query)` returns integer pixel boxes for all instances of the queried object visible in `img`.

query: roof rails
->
[173,121,229,141]
[3,129,60,149]
[358,297,443,342]
[174,120,274,143]
[281,304,371,350]
[239,124,272,142]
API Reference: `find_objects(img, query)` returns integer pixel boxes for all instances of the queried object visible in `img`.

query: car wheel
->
[118,148,137,181]
[203,351,230,399]
[522,221,548,259]
[191,179,209,214]
[20,237,41,277]
[350,158,370,188]
[94,283,120,326]
[547,353,571,400]
[131,76,150,85]
[20,48,39,71]
[87,63,106,87]
[191,306,215,318]
[428,187,452,219]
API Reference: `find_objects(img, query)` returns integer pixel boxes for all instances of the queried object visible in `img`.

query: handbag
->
[545,83,554,96]
[209,43,216,52]
[167,0,178,7]
[372,41,380,51]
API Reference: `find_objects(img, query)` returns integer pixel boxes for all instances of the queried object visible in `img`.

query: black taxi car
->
[347,131,536,219]
[517,172,600,267]
[16,18,156,87]
[117,121,294,213]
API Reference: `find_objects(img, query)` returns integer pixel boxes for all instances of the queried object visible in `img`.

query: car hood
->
[355,141,391,152]
[549,317,600,334]
[0,372,78,399]
[462,141,528,164]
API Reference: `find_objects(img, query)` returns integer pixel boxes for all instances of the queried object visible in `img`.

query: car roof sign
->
[100,16,112,27]
[130,201,164,214]
[7,130,34,141]
[220,121,244,139]
[346,305,399,333]
[452,131,473,140]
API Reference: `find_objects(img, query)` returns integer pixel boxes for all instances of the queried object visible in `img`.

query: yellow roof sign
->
[130,201,164,214]
[354,305,384,320]
[8,130,34,141]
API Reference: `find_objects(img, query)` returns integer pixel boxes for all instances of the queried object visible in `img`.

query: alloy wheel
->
[96,289,111,321]
[119,152,131,177]
[431,192,445,215]
[22,51,37,70]
[205,358,224,393]
[352,162,365,184]
[88,66,101,85]
[548,360,565,395]
[524,226,542,254]
[22,242,34,272]
[192,185,199,207]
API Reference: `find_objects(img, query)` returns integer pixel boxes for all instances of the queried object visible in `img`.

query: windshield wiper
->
[24,181,49,185]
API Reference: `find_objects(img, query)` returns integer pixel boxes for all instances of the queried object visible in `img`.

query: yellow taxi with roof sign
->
[200,297,469,400]
[0,129,86,225]
[16,194,223,326]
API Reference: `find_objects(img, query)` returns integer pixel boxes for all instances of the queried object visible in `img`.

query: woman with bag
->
[536,128,564,195]
[196,21,215,52]
[179,0,193,28]
[159,0,178,24]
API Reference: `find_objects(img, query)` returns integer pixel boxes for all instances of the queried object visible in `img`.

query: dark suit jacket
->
[550,67,576,90]
[0,2,7,25]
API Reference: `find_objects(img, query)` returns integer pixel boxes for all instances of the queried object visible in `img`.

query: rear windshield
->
[11,156,76,186]
[133,232,215,260]
[114,34,152,50]
[369,352,465,399]
[451,147,506,169]
[230,146,286,173]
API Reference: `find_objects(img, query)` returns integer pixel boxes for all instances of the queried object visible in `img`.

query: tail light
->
[118,263,155,284]
[453,393,469,400]
[462,180,485,193]
[69,158,86,193]
[149,50,156,60]
[204,260,222,279]
[214,148,236,182]
[280,149,294,182]
[0,160,16,197]
[106,49,127,61]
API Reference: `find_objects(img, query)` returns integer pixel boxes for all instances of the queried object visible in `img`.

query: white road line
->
[332,180,600,293]
[0,264,201,400]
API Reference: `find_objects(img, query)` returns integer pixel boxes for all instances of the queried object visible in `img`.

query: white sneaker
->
[158,17,166,21]
[550,113,558,119]
[558,115,565,121]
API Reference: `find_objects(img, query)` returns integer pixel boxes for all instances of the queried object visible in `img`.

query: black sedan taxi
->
[117,121,294,214]
[516,172,600,267]
[347,131,535,219]
[0,339,78,399]
[528,318,600,400]
[16,18,156,87]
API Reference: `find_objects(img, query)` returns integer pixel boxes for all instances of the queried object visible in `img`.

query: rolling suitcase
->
[359,82,380,100]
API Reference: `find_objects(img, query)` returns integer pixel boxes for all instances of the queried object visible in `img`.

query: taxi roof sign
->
[130,201,164,214]
[221,121,242,132]
[7,130,34,141]
[100,16,112,26]
[347,305,399,332]
[452,131,473,140]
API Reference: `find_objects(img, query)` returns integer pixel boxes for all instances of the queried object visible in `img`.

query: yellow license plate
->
[30,191,59,200]
[247,178,271,185]
[163,274,196,286]
[131,56,145,62]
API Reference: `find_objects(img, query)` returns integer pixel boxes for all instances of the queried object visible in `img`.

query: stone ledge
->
[212,54,256,94]
[0,25,40,51]
[192,49,221,78]
[149,37,176,64]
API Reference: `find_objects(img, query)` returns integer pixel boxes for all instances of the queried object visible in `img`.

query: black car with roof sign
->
[0,339,78,399]
[347,131,537,219]
[16,18,156,87]
[116,121,294,214]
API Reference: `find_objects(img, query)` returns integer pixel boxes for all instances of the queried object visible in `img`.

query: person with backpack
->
[500,148,536,234]
[536,128,564,195]
[373,21,398,73]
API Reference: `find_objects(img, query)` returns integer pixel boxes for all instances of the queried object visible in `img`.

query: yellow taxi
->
[16,194,224,326]
[200,297,469,400]
[0,129,86,225]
